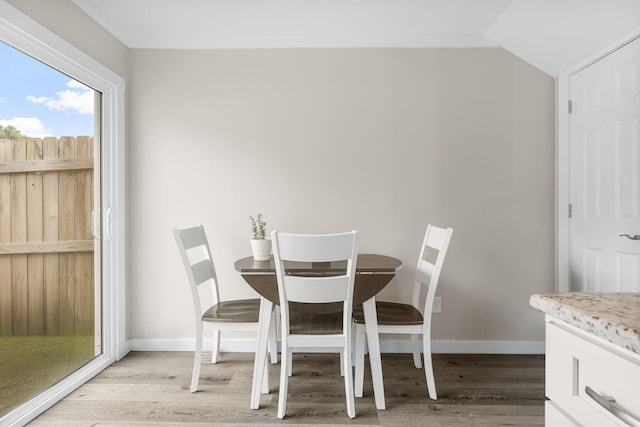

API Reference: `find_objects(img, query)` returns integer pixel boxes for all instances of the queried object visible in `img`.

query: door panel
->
[570,37,640,292]
[616,116,639,219]
[582,248,602,292]
[583,126,603,219]
[617,251,639,291]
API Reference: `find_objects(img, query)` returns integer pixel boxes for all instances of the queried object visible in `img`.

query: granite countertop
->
[530,292,640,355]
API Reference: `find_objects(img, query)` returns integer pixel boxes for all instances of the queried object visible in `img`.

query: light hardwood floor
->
[29,352,544,426]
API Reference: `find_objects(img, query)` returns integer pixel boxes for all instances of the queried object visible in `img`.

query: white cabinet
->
[545,315,640,427]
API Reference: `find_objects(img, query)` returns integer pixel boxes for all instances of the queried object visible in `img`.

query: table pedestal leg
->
[250,298,273,409]
[362,297,385,410]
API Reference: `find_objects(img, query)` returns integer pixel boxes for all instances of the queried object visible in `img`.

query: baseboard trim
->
[128,338,545,355]
[394,339,545,354]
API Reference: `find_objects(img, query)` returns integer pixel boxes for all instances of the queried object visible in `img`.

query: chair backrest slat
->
[191,259,215,285]
[425,226,449,252]
[284,275,351,303]
[416,259,435,285]
[274,232,357,263]
[179,226,207,249]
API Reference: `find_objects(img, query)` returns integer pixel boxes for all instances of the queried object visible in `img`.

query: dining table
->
[235,253,402,411]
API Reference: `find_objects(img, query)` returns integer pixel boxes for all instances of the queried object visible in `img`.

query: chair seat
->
[289,310,343,334]
[353,301,423,325]
[203,299,262,323]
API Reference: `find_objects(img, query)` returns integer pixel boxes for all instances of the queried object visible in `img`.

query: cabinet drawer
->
[546,320,640,427]
[546,401,578,426]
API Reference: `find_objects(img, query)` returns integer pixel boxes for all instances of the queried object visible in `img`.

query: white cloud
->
[27,80,94,114]
[0,117,53,138]
[26,95,48,104]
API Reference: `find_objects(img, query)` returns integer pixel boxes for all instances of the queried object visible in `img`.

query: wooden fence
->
[0,137,94,337]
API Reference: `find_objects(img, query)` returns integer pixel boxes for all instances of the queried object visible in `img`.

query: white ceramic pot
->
[250,239,272,261]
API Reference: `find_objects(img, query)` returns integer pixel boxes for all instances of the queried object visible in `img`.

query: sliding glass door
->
[0,41,102,417]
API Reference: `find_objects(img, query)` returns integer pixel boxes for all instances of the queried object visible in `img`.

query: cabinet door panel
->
[546,320,640,427]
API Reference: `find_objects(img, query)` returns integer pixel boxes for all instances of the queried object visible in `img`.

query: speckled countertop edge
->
[529,292,640,355]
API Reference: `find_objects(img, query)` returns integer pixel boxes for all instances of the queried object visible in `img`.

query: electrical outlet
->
[433,297,442,313]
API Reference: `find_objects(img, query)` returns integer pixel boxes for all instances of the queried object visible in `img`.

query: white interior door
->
[569,36,640,292]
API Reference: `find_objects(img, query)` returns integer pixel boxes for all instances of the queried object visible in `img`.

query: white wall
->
[129,47,555,351]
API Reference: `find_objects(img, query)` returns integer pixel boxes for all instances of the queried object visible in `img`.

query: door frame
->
[557,26,640,292]
[0,2,126,426]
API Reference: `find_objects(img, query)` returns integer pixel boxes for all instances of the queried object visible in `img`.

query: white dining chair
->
[173,225,277,393]
[353,224,453,400]
[272,230,358,419]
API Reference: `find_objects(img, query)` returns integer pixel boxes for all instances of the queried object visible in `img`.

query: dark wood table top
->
[235,253,402,309]
[234,253,402,274]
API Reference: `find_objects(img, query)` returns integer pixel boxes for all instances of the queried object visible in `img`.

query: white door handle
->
[91,209,101,239]
[105,207,112,240]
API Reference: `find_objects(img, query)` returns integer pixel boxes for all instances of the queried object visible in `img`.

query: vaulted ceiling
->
[71,0,640,76]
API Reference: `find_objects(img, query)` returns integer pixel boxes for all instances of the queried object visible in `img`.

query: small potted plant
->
[249,213,271,260]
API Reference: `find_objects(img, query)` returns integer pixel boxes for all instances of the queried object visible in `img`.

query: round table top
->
[234,253,402,275]
[235,253,402,309]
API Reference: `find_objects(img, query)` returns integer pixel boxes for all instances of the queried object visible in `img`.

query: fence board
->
[11,139,28,335]
[43,137,60,335]
[0,139,12,335]
[0,158,92,173]
[58,137,76,335]
[75,136,93,335]
[27,139,45,335]
[0,240,93,254]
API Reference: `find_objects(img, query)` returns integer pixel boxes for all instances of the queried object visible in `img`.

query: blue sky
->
[0,41,94,138]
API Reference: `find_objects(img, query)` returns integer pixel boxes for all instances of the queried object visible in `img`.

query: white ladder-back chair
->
[173,225,276,393]
[272,230,358,419]
[354,224,453,400]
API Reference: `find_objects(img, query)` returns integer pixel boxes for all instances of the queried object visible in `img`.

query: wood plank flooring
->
[29,352,545,426]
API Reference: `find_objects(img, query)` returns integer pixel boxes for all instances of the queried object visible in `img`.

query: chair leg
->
[354,324,366,398]
[343,341,356,418]
[261,355,269,394]
[251,299,273,409]
[191,325,203,393]
[362,298,385,410]
[412,334,422,368]
[287,349,292,376]
[277,345,290,419]
[268,310,278,364]
[423,335,437,400]
[212,329,220,363]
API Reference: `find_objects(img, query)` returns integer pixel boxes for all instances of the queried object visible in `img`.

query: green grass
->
[0,335,95,416]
